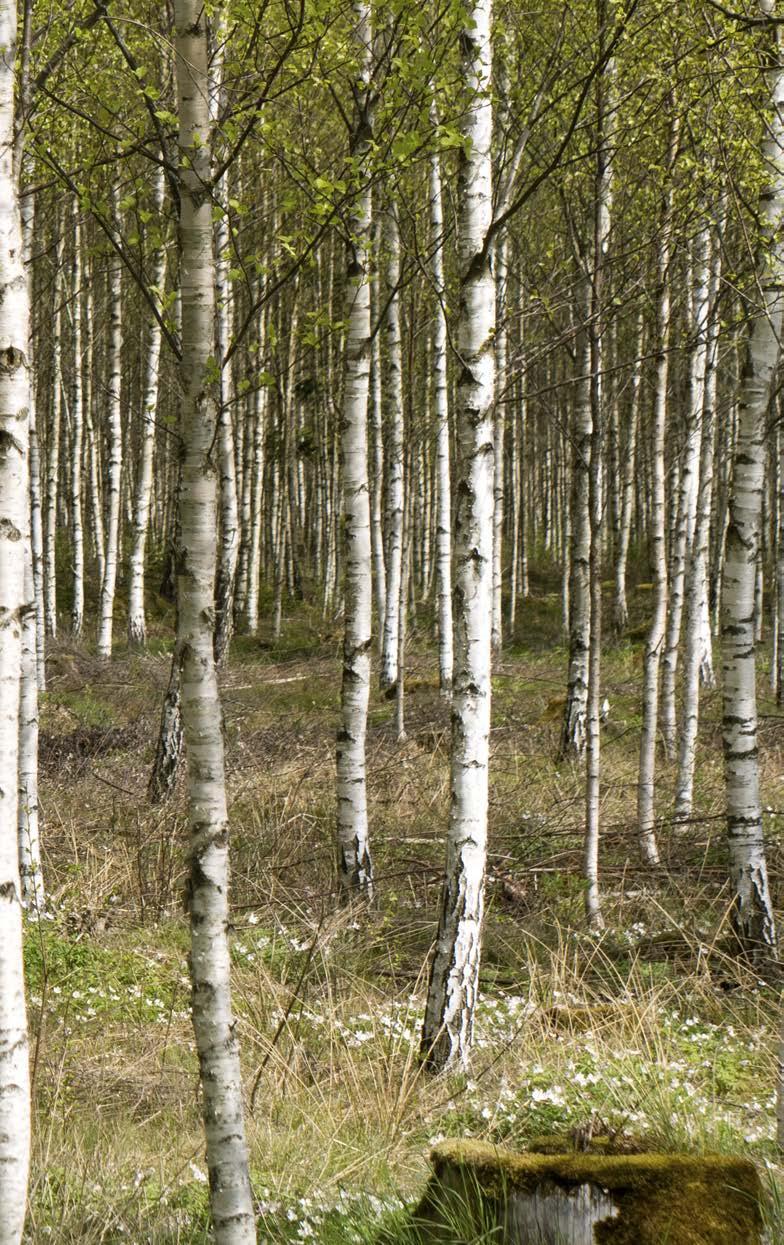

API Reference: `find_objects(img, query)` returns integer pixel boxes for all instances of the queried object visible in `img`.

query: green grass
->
[26,585,784,1241]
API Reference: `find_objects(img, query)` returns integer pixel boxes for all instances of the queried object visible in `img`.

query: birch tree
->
[379,202,405,693]
[720,0,783,959]
[675,222,720,819]
[559,287,592,762]
[174,2,255,1236]
[97,196,124,658]
[0,0,31,1233]
[128,168,166,650]
[336,0,375,900]
[637,123,677,867]
[421,0,495,1071]
[69,202,84,639]
[43,232,62,640]
[429,109,453,695]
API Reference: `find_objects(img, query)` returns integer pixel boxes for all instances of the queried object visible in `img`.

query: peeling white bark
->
[660,236,709,758]
[637,152,674,867]
[491,232,508,655]
[43,231,62,640]
[336,0,375,900]
[379,204,404,692]
[429,117,453,695]
[613,313,642,632]
[175,3,255,1237]
[0,0,32,1232]
[560,299,592,763]
[97,200,124,659]
[721,0,782,959]
[421,0,494,1071]
[675,225,720,820]
[369,237,386,648]
[69,202,84,639]
[128,168,166,650]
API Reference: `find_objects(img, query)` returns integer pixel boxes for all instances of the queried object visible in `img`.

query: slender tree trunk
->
[379,204,404,692]
[149,648,184,804]
[128,169,166,650]
[429,117,453,695]
[720,1,782,960]
[0,0,32,1229]
[243,374,267,636]
[660,238,709,757]
[712,394,736,635]
[18,533,41,911]
[212,27,240,666]
[675,225,720,819]
[174,4,255,1236]
[421,0,495,1071]
[638,139,676,867]
[369,240,386,648]
[491,233,508,654]
[97,207,124,658]
[336,0,375,900]
[559,293,592,763]
[508,372,520,633]
[17,193,42,907]
[69,203,85,639]
[395,489,410,743]
[213,246,239,664]
[44,233,62,640]
[613,312,642,632]
[584,27,612,930]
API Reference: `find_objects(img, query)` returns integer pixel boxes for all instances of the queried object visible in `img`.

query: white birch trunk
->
[0,0,31,1228]
[637,157,675,867]
[128,168,166,649]
[369,245,386,648]
[211,24,240,666]
[613,313,642,632]
[69,203,84,639]
[174,4,255,1236]
[660,237,709,758]
[213,222,239,665]
[244,376,267,636]
[28,380,44,689]
[429,119,453,695]
[82,264,106,590]
[84,397,105,588]
[17,194,41,908]
[18,532,41,911]
[559,298,592,763]
[97,210,124,659]
[43,232,62,640]
[491,229,508,655]
[421,0,494,1071]
[379,204,404,692]
[720,0,782,959]
[675,226,720,820]
[584,33,612,930]
[336,0,375,899]
[20,191,43,692]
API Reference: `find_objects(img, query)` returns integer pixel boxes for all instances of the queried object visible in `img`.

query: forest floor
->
[25,571,784,1242]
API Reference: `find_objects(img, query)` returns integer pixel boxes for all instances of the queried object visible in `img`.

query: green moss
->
[527,1134,647,1156]
[418,1139,763,1244]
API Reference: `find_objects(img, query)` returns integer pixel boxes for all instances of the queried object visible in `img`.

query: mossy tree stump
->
[414,1139,764,1244]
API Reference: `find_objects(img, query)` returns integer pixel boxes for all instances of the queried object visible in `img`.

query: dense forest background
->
[1,0,784,1240]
